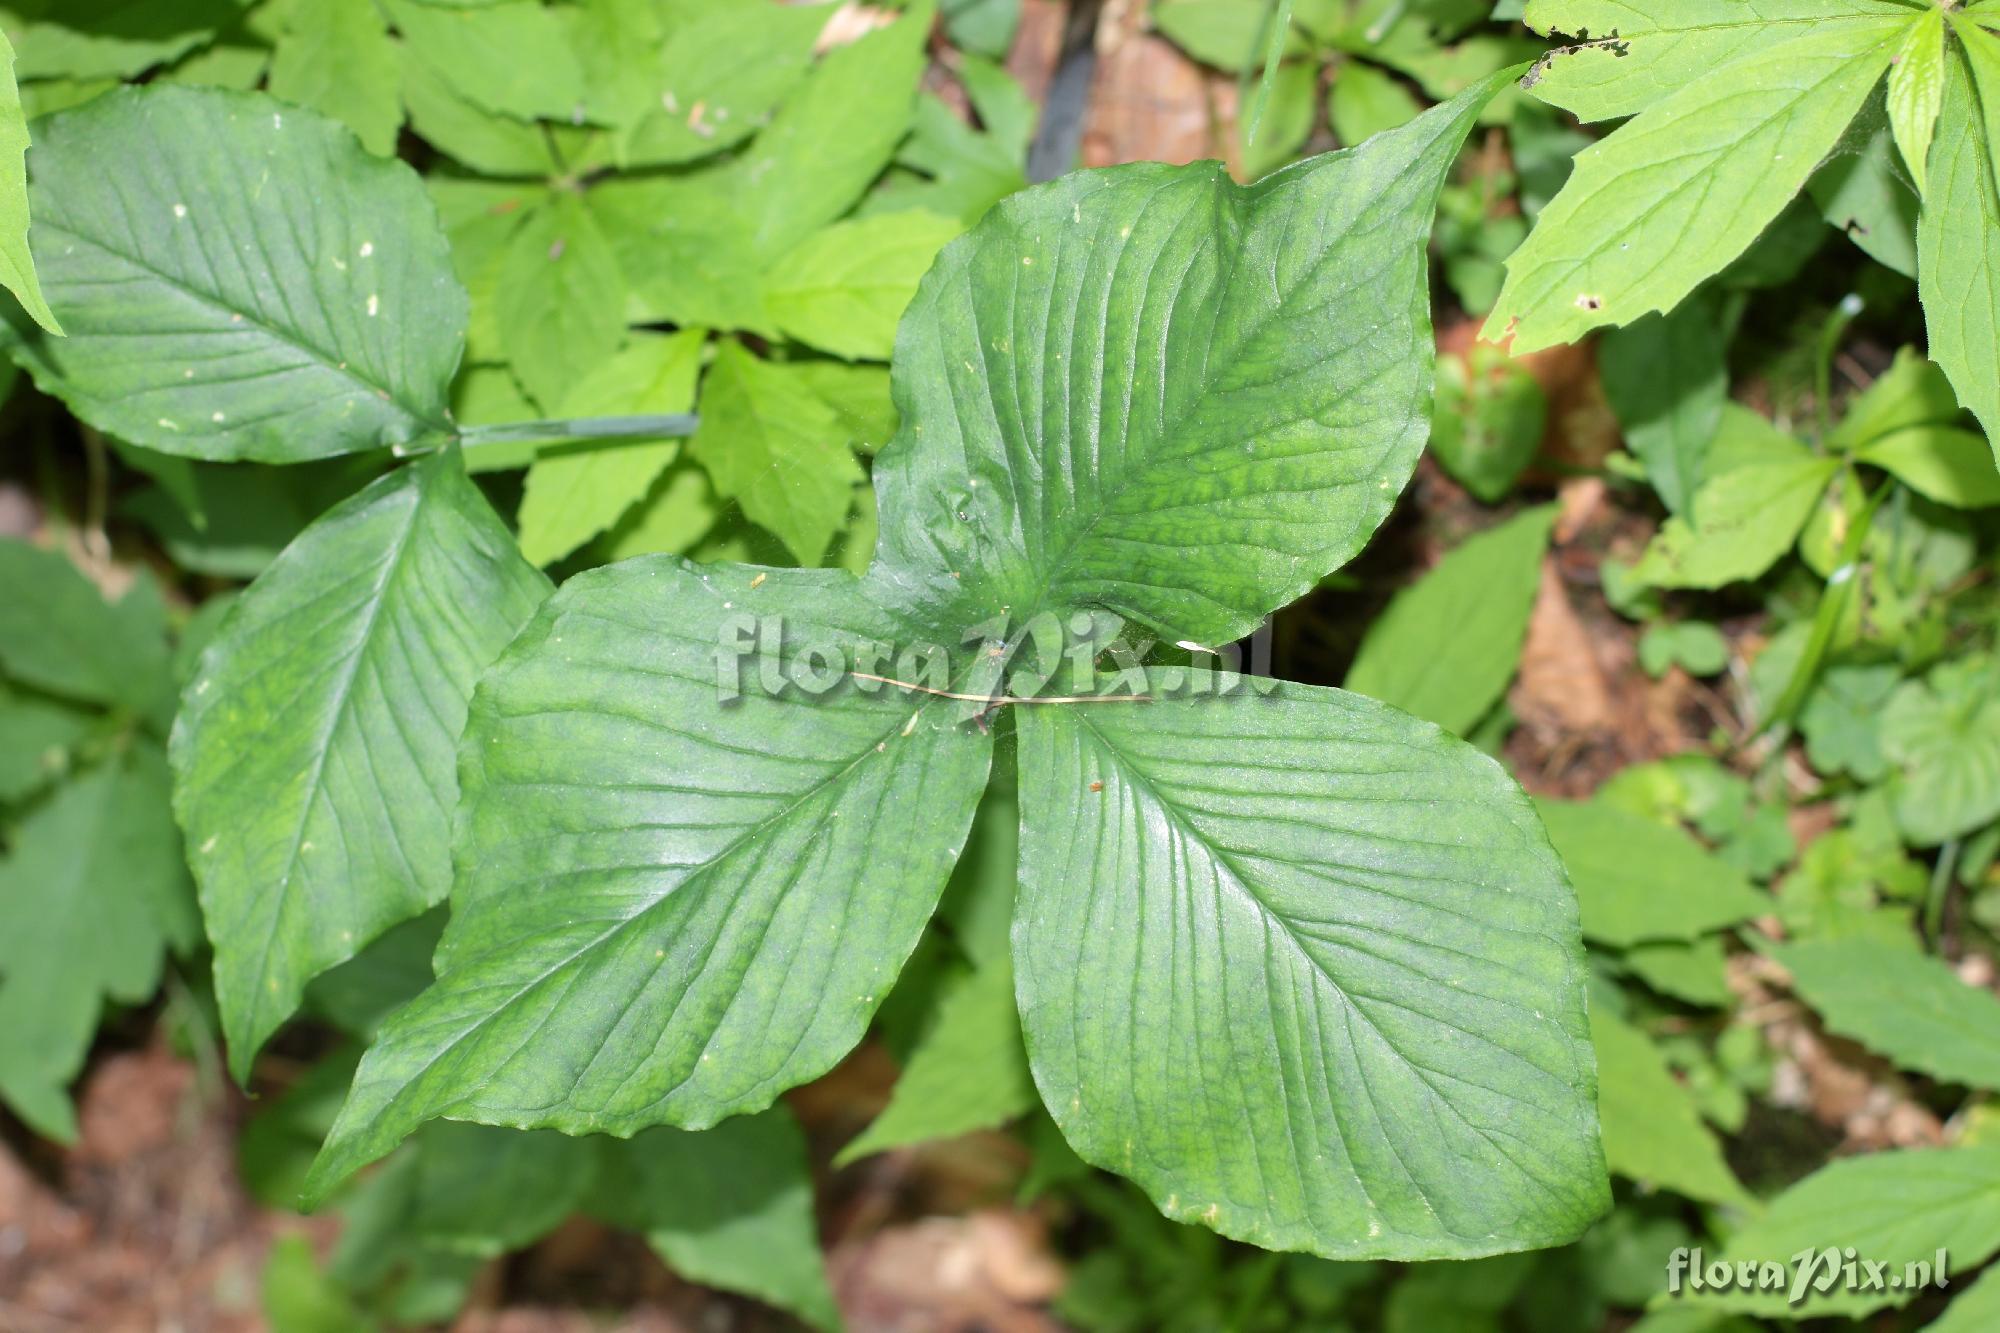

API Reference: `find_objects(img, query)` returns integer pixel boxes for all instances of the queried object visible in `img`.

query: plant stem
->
[452,412,701,452]
[1812,292,1863,443]
[1925,838,1961,953]
[1760,474,1890,732]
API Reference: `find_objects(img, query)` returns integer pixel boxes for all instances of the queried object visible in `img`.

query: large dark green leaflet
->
[1015,678,1605,1259]
[4,87,465,461]
[304,560,993,1201]
[172,450,549,1080]
[865,78,1507,646]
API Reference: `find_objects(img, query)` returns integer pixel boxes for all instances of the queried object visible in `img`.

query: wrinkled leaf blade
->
[1016,677,1607,1259]
[304,560,993,1203]
[869,74,1512,645]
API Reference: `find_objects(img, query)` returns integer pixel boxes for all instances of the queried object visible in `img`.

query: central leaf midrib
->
[40,217,445,433]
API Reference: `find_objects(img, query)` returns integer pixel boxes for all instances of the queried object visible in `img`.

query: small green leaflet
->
[1631,407,1839,590]
[1812,110,1921,278]
[494,191,627,413]
[4,87,466,461]
[0,685,88,803]
[1799,662,1900,782]
[1591,1008,1751,1209]
[0,28,55,333]
[615,0,828,167]
[1694,1146,2000,1318]
[401,44,554,177]
[1766,937,2000,1090]
[1521,0,1916,123]
[1928,1265,2000,1333]
[1330,62,1424,147]
[268,0,404,158]
[869,78,1514,647]
[1533,798,1768,947]
[321,1109,836,1330]
[869,55,1032,225]
[1622,937,1731,1009]
[691,341,866,564]
[5,0,239,82]
[262,1233,372,1333]
[1017,679,1606,1258]
[765,210,964,361]
[517,328,706,567]
[1638,622,1729,679]
[1344,504,1553,735]
[382,0,584,125]
[173,450,550,1079]
[1829,344,2000,505]
[0,539,173,722]
[588,1112,839,1331]
[1923,16,2000,449]
[304,562,995,1202]
[1878,656,2000,846]
[594,0,928,345]
[835,958,1036,1163]
[1598,296,1726,519]
[1888,6,1946,194]
[0,746,196,1141]
[1491,17,1903,351]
